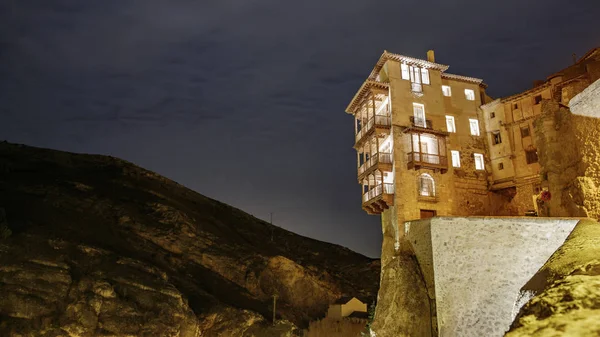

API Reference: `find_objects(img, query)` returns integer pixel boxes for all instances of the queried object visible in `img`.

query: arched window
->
[419,174,435,197]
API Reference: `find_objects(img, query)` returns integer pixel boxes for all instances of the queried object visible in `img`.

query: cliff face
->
[0,142,379,336]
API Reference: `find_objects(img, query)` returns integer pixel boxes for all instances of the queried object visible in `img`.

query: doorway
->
[420,209,436,219]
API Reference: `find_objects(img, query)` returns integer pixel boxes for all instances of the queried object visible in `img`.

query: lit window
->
[474,153,485,170]
[421,68,430,85]
[445,116,456,133]
[419,174,435,197]
[451,150,460,168]
[413,103,426,128]
[442,85,451,97]
[469,118,480,136]
[401,63,410,80]
[492,131,502,145]
[465,89,475,101]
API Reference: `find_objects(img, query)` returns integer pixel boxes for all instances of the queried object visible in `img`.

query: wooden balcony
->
[403,127,449,173]
[354,115,391,147]
[407,152,448,173]
[357,152,392,181]
[362,183,394,215]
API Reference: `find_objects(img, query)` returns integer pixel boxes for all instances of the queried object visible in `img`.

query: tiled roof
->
[347,311,369,319]
[577,47,600,62]
[480,98,502,110]
[367,51,449,81]
[500,82,551,103]
[334,296,355,305]
[442,73,485,86]
[345,80,389,114]
[499,47,598,103]
[346,49,490,114]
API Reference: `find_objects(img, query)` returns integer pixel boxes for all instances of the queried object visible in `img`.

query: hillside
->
[0,142,380,336]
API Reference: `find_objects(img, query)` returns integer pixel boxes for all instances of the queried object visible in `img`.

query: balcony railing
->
[409,116,433,129]
[411,82,422,93]
[355,115,391,143]
[407,152,448,171]
[357,152,392,177]
[362,183,395,203]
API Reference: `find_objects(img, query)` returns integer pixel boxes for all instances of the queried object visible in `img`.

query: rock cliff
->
[0,142,379,336]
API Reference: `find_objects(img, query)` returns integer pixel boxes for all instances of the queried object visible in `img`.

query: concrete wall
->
[404,217,580,337]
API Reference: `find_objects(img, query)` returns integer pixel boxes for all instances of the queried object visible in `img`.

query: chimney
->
[427,50,435,63]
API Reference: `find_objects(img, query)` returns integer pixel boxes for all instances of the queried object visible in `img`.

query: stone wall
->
[403,217,580,337]
[534,79,600,220]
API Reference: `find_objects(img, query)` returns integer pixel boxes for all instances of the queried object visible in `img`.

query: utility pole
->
[272,293,278,326]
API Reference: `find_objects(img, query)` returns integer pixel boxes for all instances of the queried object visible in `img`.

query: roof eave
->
[345,80,390,114]
[345,81,369,114]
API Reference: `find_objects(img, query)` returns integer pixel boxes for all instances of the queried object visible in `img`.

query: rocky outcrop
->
[535,97,600,220]
[507,219,600,336]
[370,248,431,337]
[0,235,201,336]
[0,142,379,335]
[369,212,432,337]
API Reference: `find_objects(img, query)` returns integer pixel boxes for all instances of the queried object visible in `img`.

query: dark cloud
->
[0,0,599,257]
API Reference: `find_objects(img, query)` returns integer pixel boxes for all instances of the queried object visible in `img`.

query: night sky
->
[1,1,598,257]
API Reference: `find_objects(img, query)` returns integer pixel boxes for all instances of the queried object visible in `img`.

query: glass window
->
[469,118,480,136]
[521,126,530,138]
[474,153,485,170]
[419,174,435,197]
[465,89,475,101]
[442,85,451,97]
[413,103,426,128]
[401,63,410,80]
[451,150,460,168]
[410,66,421,84]
[492,131,502,145]
[498,162,504,170]
[445,116,456,133]
[421,68,430,85]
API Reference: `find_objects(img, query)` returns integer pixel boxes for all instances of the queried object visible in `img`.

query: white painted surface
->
[406,217,579,337]
[570,78,600,118]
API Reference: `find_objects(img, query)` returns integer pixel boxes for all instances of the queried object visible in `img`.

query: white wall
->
[404,217,580,337]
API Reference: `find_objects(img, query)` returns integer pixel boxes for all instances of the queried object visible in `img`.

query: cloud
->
[0,0,599,256]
